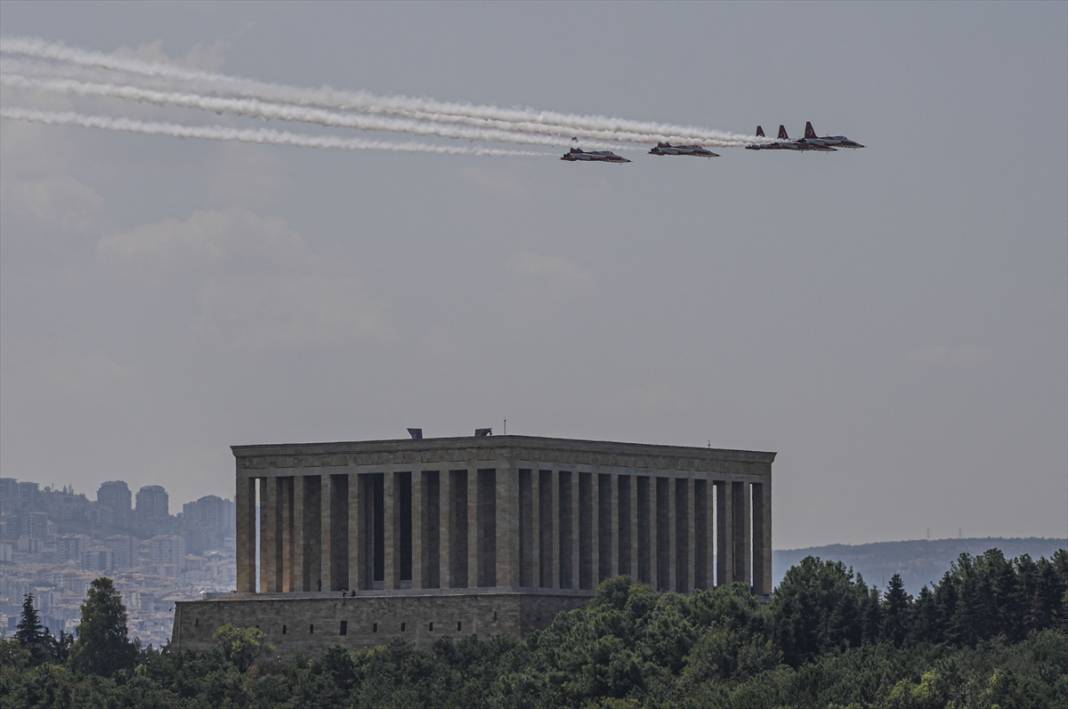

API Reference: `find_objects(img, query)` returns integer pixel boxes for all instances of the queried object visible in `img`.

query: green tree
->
[1016,554,1040,634]
[829,584,863,649]
[51,631,73,663]
[933,570,958,644]
[1052,548,1068,585]
[1028,560,1065,631]
[980,548,1020,638]
[214,624,269,672]
[770,557,867,665]
[70,577,136,676]
[910,586,940,644]
[15,594,53,665]
[882,574,912,646]
[862,585,883,644]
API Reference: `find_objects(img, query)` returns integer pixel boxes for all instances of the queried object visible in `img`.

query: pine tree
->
[1028,561,1065,632]
[934,570,961,645]
[828,587,862,649]
[1051,549,1068,586]
[1016,555,1039,634]
[881,574,912,646]
[862,585,883,644]
[14,594,52,665]
[948,553,993,645]
[71,577,136,676]
[980,549,1019,638]
[52,630,74,663]
[1059,589,1068,632]
[910,586,940,644]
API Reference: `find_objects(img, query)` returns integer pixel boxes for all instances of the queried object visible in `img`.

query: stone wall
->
[173,590,591,654]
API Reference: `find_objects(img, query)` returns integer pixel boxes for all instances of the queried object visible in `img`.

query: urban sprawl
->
[0,477,234,647]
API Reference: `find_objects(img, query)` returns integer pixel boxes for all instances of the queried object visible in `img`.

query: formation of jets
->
[561,121,863,163]
[746,125,835,152]
[747,121,862,152]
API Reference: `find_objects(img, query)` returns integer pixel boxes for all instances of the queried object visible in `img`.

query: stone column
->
[530,469,541,587]
[628,477,639,581]
[647,477,658,589]
[257,478,268,593]
[320,474,333,592]
[550,470,560,589]
[280,477,293,592]
[609,474,620,578]
[260,477,280,593]
[411,470,424,590]
[716,480,733,585]
[498,462,519,589]
[619,476,623,576]
[751,481,764,594]
[440,470,453,589]
[591,473,600,585]
[596,474,610,582]
[348,473,362,592]
[467,468,479,588]
[293,475,306,591]
[752,480,772,594]
[744,482,753,587]
[744,481,753,587]
[762,479,772,594]
[570,472,580,589]
[236,475,256,593]
[686,477,696,592]
[695,478,712,590]
[385,470,400,589]
[666,477,677,592]
[731,481,751,587]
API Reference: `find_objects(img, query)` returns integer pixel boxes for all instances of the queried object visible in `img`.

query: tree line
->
[2,548,1066,708]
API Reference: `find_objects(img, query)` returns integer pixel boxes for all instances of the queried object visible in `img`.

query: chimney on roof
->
[407,428,423,440]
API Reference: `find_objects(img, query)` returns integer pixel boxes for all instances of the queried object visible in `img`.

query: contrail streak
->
[0,74,622,149]
[0,107,548,157]
[0,36,766,146]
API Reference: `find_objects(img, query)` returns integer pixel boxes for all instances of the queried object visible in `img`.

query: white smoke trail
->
[0,36,766,146]
[0,74,622,149]
[0,107,548,157]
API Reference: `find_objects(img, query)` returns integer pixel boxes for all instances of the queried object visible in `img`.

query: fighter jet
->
[798,121,865,149]
[560,147,631,163]
[648,142,719,158]
[747,125,836,151]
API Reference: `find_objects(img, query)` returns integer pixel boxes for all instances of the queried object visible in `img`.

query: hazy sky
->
[1,1,1065,547]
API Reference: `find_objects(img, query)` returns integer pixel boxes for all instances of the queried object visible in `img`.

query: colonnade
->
[236,467,772,595]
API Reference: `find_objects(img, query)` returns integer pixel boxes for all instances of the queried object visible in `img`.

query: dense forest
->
[2,549,1066,708]
[774,537,1068,593]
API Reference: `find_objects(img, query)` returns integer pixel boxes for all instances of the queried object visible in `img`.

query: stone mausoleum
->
[172,434,774,653]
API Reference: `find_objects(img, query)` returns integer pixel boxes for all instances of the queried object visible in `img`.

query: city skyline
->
[0,472,235,646]
[4,475,234,517]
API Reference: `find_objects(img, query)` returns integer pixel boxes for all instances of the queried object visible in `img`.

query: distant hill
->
[773,537,1067,594]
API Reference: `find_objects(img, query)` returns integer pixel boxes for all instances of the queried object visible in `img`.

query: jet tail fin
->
[777,125,789,140]
[756,125,765,137]
[804,121,816,139]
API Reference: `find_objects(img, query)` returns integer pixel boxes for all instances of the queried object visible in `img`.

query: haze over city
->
[2,1,1066,549]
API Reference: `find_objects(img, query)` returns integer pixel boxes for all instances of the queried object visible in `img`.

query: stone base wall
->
[172,590,591,654]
